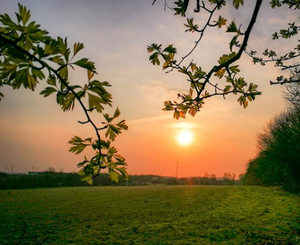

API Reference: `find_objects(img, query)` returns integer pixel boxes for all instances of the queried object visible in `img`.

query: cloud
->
[109,52,121,60]
[169,122,200,129]
[267,18,286,25]
[142,79,185,100]
[267,12,298,26]
[127,115,170,125]
[157,24,166,30]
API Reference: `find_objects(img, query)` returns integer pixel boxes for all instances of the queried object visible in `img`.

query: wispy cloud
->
[157,24,166,30]
[142,79,186,100]
[169,122,200,129]
[127,115,170,125]
[109,53,121,60]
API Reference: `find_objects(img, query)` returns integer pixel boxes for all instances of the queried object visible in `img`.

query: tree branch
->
[0,34,104,174]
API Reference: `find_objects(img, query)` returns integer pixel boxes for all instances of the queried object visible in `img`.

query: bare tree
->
[282,64,300,109]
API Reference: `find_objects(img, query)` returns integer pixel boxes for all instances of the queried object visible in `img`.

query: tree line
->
[241,79,300,193]
[0,171,239,189]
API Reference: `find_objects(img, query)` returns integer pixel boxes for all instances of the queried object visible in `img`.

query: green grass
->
[0,186,299,244]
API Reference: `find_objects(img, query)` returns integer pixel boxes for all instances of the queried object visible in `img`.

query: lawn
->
[0,185,299,244]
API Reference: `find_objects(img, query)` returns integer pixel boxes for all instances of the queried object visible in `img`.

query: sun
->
[176,129,194,146]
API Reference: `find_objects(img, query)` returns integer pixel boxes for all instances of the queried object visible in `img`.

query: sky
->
[0,0,298,177]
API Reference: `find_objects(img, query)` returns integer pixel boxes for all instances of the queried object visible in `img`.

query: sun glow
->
[176,129,194,146]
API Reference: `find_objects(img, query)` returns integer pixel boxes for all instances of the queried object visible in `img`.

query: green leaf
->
[223,85,231,93]
[215,16,227,28]
[49,55,65,65]
[81,175,93,185]
[109,171,119,183]
[114,154,125,163]
[113,107,121,120]
[173,0,189,16]
[59,66,68,80]
[163,44,177,54]
[88,93,104,112]
[40,87,57,97]
[61,93,76,111]
[237,95,249,108]
[184,18,198,32]
[44,40,60,56]
[105,125,121,141]
[226,21,240,34]
[87,81,112,106]
[214,68,225,78]
[147,43,161,53]
[117,120,128,131]
[108,146,118,156]
[46,74,56,86]
[116,167,128,180]
[31,67,45,79]
[233,0,244,9]
[218,52,236,65]
[229,65,240,74]
[14,68,37,90]
[103,113,112,123]
[163,100,174,111]
[99,139,111,149]
[68,136,92,154]
[173,110,180,120]
[57,37,70,62]
[149,52,160,66]
[87,70,94,81]
[73,58,96,72]
[0,13,19,30]
[17,3,31,25]
[73,42,84,56]
[69,144,88,154]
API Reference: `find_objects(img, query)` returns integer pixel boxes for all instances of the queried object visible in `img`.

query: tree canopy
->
[0,4,128,184]
[242,65,300,192]
[149,0,300,119]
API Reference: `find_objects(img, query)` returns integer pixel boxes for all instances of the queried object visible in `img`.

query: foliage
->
[243,64,300,193]
[0,172,87,189]
[150,0,300,119]
[0,4,128,184]
[1,186,299,244]
[243,108,300,192]
[0,172,241,189]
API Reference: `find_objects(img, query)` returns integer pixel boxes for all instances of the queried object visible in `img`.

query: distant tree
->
[223,172,236,185]
[0,4,128,184]
[149,0,300,119]
[45,167,56,173]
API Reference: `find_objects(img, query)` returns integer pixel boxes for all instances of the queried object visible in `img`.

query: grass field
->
[0,185,299,244]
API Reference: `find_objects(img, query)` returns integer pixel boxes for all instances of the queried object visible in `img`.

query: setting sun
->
[176,129,194,146]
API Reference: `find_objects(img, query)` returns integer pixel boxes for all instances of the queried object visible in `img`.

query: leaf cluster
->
[0,4,128,184]
[149,0,264,118]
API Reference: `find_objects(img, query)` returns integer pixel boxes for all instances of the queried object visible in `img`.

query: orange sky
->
[0,0,297,177]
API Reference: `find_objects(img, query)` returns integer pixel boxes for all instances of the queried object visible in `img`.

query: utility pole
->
[176,162,179,178]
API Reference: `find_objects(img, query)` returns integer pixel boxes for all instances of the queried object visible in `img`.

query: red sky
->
[0,0,297,177]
